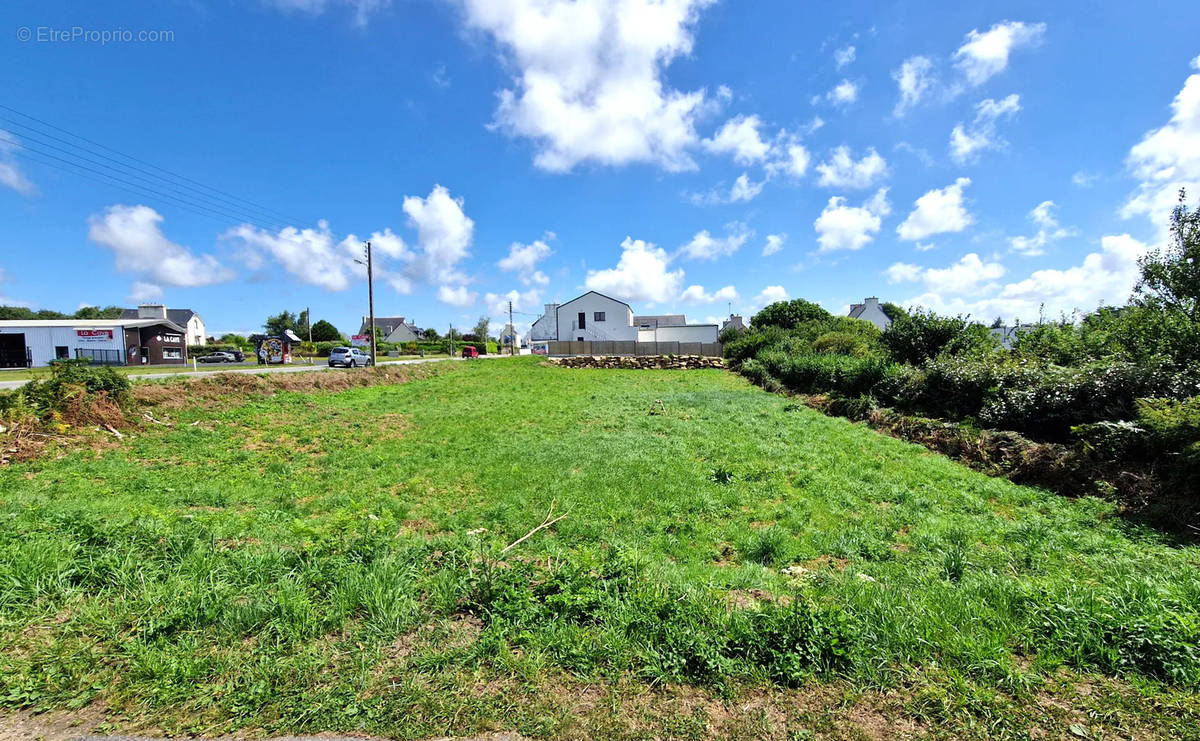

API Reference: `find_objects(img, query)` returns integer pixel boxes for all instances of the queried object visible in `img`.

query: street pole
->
[508,299,514,356]
[448,324,454,357]
[365,241,376,366]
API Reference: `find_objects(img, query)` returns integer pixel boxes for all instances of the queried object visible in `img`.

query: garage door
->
[0,333,28,368]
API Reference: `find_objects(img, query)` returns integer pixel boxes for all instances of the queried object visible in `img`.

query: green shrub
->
[812,331,872,357]
[881,310,997,364]
[1137,396,1200,460]
[19,360,132,419]
[751,299,831,331]
[758,353,893,398]
[722,327,789,365]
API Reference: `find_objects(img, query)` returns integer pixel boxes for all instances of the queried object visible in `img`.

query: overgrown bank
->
[722,196,1200,533]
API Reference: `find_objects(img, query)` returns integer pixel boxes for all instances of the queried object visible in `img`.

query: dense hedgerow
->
[725,195,1200,525]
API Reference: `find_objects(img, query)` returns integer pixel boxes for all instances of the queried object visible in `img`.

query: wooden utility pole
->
[306,306,312,342]
[508,299,515,356]
[365,241,376,365]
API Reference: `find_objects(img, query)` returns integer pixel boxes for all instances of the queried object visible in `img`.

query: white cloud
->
[89,204,235,287]
[892,56,936,117]
[729,173,765,202]
[686,172,766,205]
[1072,171,1099,188]
[497,236,553,284]
[814,188,891,252]
[485,287,541,315]
[437,284,478,307]
[896,177,973,241]
[128,281,163,302]
[762,233,786,256]
[815,146,887,189]
[949,94,1021,164]
[1009,200,1075,256]
[680,284,738,304]
[680,221,752,260]
[1122,59,1200,239]
[827,79,859,106]
[263,0,391,27]
[227,220,363,291]
[227,184,474,297]
[402,184,475,285]
[703,114,770,164]
[903,234,1148,321]
[887,253,1005,294]
[915,241,936,252]
[954,21,1046,87]
[585,237,684,304]
[884,262,922,284]
[834,45,856,70]
[751,285,788,310]
[0,130,36,196]
[457,0,715,172]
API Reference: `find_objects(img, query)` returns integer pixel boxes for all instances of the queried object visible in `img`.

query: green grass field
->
[2,357,1198,739]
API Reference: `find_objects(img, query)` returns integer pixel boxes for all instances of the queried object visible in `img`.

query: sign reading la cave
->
[76,329,114,341]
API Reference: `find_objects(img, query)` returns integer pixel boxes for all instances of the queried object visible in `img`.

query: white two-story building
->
[531,291,719,344]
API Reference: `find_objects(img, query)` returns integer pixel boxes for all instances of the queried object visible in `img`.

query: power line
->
[0,103,309,228]
[0,115,294,227]
[10,146,284,234]
[6,127,289,231]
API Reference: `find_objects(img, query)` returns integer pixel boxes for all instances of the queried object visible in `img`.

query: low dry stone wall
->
[549,355,725,370]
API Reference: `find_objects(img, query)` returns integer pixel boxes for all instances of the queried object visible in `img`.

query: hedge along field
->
[1,357,1199,739]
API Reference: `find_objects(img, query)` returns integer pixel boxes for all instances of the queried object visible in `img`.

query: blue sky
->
[1,0,1198,337]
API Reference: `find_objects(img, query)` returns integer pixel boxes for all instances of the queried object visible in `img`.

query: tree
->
[264,310,300,336]
[309,319,342,342]
[881,309,997,364]
[882,302,910,324]
[751,299,831,330]
[422,327,440,341]
[218,333,252,349]
[1134,190,1200,320]
[73,305,124,319]
[472,315,491,354]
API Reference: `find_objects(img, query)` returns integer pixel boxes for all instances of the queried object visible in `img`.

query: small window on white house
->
[594,311,606,322]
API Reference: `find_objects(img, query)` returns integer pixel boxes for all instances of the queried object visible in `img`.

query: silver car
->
[328,346,373,367]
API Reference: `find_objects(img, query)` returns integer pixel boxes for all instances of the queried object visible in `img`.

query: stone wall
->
[549,355,725,370]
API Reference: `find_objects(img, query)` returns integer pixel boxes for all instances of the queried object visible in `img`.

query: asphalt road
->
[0,355,495,391]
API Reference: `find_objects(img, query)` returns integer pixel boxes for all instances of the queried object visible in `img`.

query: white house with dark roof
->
[532,291,719,343]
[120,305,206,345]
[847,297,892,331]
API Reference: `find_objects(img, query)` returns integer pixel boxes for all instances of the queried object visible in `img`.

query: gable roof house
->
[530,291,719,345]
[360,316,420,343]
[847,297,892,331]
[529,304,559,341]
[120,304,206,346]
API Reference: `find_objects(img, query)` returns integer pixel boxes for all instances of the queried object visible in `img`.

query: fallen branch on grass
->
[501,501,569,554]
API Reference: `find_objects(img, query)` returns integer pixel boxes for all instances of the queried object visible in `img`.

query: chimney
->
[137,304,167,319]
[545,303,559,315]
[864,297,880,309]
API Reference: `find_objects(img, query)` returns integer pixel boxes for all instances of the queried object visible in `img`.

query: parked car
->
[461,345,479,358]
[230,349,246,362]
[328,346,373,367]
[197,351,236,363]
